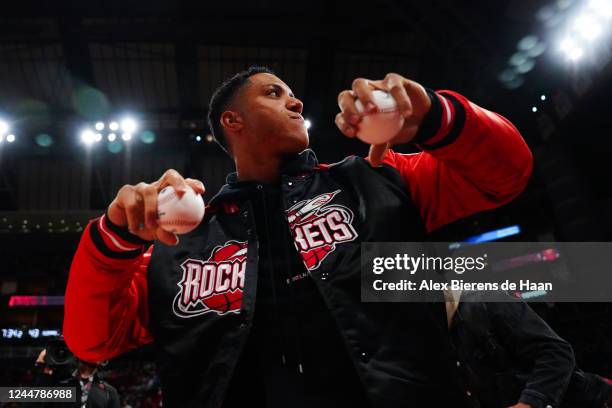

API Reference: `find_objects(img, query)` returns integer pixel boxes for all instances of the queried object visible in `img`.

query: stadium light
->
[304,119,312,129]
[0,120,8,135]
[95,121,105,131]
[559,37,577,53]
[568,47,584,61]
[588,0,612,18]
[120,117,137,133]
[557,0,612,63]
[573,14,602,41]
[6,134,15,143]
[109,121,119,131]
[80,129,95,145]
[559,36,585,61]
[108,133,117,142]
[121,133,132,141]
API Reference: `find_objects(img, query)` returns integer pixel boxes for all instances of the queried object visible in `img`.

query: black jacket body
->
[448,300,576,408]
[148,150,458,407]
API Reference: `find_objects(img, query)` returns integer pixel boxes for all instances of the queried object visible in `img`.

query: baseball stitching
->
[158,187,202,231]
[159,219,199,226]
[362,106,399,115]
[157,187,178,207]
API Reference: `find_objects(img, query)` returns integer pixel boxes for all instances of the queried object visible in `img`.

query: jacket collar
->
[209,149,319,206]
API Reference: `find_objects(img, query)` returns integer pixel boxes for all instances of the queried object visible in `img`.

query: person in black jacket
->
[446,295,612,408]
[34,349,120,408]
[64,66,534,407]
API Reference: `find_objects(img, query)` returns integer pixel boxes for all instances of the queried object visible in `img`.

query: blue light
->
[464,225,522,244]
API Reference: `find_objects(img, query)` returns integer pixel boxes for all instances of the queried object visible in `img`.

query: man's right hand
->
[107,169,205,246]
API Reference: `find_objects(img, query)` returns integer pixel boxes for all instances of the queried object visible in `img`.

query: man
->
[445,295,612,408]
[34,348,120,408]
[64,66,533,407]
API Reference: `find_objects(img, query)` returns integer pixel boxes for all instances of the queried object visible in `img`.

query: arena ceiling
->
[0,0,545,142]
[0,0,610,233]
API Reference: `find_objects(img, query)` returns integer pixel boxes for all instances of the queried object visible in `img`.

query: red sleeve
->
[63,214,154,362]
[380,90,533,233]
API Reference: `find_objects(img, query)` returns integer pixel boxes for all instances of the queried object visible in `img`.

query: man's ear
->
[220,111,244,133]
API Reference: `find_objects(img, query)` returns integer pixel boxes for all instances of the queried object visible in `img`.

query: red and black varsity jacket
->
[64,90,533,407]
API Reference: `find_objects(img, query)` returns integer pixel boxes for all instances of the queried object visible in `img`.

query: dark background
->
[0,0,610,403]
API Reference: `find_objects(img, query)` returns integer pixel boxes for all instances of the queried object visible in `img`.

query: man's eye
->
[268,89,279,96]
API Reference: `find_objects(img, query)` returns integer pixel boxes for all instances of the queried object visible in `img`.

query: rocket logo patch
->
[173,240,247,318]
[286,190,358,271]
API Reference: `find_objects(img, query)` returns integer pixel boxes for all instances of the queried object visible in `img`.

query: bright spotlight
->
[559,37,584,61]
[120,118,137,133]
[205,134,214,143]
[108,133,117,142]
[589,0,612,18]
[0,120,9,135]
[568,47,584,61]
[573,15,602,40]
[6,134,15,143]
[559,37,576,53]
[195,135,202,142]
[532,107,538,113]
[541,95,547,101]
[95,122,105,131]
[304,119,312,129]
[109,121,119,131]
[80,129,95,145]
[121,133,132,141]
[94,133,103,142]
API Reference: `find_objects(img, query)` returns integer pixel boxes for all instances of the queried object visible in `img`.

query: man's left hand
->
[336,73,432,166]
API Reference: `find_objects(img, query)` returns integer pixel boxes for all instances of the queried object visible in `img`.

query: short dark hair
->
[207,66,275,155]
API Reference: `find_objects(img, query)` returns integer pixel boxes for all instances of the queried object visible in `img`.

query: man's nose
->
[288,97,303,114]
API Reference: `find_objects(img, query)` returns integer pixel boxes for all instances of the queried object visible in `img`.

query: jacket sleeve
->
[380,89,533,233]
[63,214,154,362]
[488,302,576,408]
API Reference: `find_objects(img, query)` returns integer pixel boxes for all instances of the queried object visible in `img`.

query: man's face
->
[77,362,97,379]
[233,72,309,156]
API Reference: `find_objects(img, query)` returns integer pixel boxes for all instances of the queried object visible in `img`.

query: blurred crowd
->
[0,360,163,408]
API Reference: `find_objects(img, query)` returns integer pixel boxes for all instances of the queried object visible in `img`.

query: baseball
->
[354,90,405,144]
[157,186,205,235]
